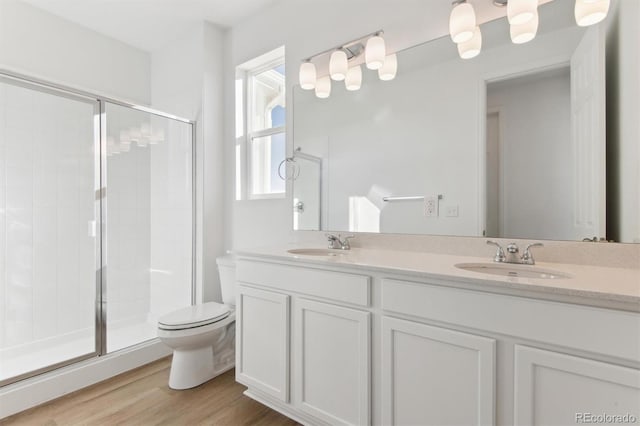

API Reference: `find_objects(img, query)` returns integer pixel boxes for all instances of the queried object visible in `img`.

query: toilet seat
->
[158,302,231,331]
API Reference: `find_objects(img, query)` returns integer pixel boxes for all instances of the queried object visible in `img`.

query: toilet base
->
[169,346,216,390]
[163,318,236,390]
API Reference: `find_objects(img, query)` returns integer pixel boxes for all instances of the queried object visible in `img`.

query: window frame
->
[237,54,286,201]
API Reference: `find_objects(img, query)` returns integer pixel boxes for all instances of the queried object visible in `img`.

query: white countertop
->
[236,245,640,312]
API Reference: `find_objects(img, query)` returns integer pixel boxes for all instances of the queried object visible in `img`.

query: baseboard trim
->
[0,339,171,419]
[244,388,329,426]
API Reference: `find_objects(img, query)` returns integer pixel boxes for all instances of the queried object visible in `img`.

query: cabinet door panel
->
[515,345,640,426]
[236,286,290,402]
[294,298,370,425]
[382,317,496,426]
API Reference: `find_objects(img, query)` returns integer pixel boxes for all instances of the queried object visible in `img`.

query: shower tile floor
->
[0,320,157,384]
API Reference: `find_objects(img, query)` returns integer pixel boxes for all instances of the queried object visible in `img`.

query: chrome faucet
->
[486,240,543,265]
[326,233,355,250]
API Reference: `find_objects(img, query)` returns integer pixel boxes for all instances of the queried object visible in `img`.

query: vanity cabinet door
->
[236,285,290,402]
[382,316,496,426]
[293,298,370,426]
[514,345,640,426]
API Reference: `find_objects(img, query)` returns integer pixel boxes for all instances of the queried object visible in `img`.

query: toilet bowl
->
[157,254,236,390]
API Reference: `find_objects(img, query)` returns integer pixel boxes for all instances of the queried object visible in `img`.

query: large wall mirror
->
[292,0,639,244]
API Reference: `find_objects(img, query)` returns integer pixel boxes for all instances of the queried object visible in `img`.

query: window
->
[236,47,286,199]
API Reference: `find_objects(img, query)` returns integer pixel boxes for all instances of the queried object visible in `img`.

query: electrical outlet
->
[424,196,438,217]
[446,205,459,217]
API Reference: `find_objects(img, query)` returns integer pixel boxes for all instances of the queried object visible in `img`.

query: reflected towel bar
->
[382,194,443,202]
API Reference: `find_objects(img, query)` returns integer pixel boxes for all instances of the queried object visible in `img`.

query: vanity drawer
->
[237,260,370,307]
[381,278,640,362]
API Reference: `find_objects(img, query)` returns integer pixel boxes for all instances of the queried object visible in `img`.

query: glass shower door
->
[104,102,193,353]
[0,77,100,385]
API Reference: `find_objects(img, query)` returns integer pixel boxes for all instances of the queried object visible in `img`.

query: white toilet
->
[157,255,236,390]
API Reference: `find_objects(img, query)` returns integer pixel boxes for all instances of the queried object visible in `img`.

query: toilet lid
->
[158,302,230,330]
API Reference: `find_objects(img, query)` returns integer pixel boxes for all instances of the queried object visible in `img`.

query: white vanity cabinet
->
[514,345,640,426]
[294,298,370,425]
[236,259,372,425]
[381,316,496,426]
[236,255,640,426]
[236,285,290,402]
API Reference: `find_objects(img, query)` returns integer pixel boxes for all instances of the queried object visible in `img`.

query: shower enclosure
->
[0,71,195,385]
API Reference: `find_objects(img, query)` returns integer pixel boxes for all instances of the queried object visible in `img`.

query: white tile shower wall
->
[106,115,151,325]
[0,82,96,352]
[149,117,192,322]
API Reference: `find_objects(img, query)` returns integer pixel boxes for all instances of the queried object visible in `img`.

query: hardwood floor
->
[1,357,299,426]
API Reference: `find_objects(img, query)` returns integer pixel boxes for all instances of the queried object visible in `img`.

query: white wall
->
[0,0,150,104]
[150,22,226,303]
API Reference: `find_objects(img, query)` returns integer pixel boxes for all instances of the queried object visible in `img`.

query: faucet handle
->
[486,240,506,262]
[341,235,355,249]
[521,242,544,265]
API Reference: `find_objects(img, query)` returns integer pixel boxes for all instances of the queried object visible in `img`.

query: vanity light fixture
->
[575,0,610,27]
[345,65,363,91]
[510,11,539,44]
[458,26,482,59]
[507,0,537,25]
[451,0,610,59]
[315,75,331,98]
[365,33,386,70]
[378,54,398,81]
[329,50,348,81]
[449,0,477,44]
[298,30,397,98]
[299,61,316,90]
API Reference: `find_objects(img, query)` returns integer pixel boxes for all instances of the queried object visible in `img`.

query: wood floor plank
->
[1,358,299,426]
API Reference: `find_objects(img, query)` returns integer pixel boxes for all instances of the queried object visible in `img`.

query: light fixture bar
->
[302,29,384,63]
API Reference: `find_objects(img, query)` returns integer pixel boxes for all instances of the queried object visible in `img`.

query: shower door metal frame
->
[0,69,197,387]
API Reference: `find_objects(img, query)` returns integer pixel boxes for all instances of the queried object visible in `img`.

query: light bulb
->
[378,53,398,81]
[510,12,539,44]
[365,35,386,70]
[508,0,538,25]
[458,26,482,59]
[449,1,476,44]
[345,65,362,91]
[329,50,348,81]
[575,0,610,26]
[315,76,331,99]
[299,62,316,90]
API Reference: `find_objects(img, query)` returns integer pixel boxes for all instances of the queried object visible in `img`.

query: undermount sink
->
[287,248,348,257]
[455,262,571,279]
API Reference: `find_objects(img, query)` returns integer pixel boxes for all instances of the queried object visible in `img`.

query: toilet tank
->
[216,254,236,306]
